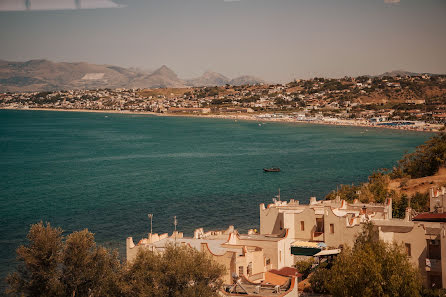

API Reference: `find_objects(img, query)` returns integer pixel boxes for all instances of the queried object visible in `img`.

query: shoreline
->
[0,107,440,133]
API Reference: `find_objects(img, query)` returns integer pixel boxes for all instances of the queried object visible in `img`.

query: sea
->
[0,109,432,289]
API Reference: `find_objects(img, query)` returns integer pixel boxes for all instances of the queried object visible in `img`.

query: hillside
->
[0,59,141,92]
[186,71,230,87]
[229,75,265,86]
[0,59,266,92]
[388,167,446,197]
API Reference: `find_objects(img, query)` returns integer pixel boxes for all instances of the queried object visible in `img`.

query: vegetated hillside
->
[355,79,446,106]
[0,59,266,92]
[326,133,446,218]
[388,167,446,197]
[378,70,424,77]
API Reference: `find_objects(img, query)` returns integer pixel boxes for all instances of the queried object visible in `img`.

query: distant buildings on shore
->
[1,74,445,132]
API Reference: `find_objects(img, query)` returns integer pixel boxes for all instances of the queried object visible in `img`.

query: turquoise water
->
[0,109,431,287]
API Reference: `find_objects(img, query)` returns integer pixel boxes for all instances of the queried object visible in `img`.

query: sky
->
[0,0,445,82]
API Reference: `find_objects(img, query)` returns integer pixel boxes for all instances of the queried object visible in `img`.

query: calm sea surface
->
[0,109,432,287]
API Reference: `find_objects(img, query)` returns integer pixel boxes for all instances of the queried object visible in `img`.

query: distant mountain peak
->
[0,59,266,91]
[151,65,178,79]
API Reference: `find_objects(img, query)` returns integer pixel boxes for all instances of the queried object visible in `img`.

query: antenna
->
[148,214,153,235]
[278,188,281,201]
[174,216,178,244]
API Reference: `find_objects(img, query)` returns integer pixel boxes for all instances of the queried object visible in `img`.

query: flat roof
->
[151,237,243,255]
[314,249,341,257]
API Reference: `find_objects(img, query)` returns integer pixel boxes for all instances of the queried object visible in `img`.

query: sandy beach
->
[1,107,441,132]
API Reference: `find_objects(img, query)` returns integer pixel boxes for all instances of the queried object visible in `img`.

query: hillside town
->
[127,187,446,296]
[1,74,446,131]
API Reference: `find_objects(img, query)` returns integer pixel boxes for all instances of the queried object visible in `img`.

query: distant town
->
[2,73,446,131]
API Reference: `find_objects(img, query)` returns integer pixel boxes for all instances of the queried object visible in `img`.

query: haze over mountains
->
[0,59,265,92]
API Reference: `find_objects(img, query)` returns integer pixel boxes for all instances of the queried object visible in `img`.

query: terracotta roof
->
[413,212,446,222]
[264,271,289,286]
[269,267,302,278]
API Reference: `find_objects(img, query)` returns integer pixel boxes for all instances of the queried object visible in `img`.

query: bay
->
[0,109,431,288]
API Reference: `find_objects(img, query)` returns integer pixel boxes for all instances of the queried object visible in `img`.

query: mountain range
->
[0,59,265,92]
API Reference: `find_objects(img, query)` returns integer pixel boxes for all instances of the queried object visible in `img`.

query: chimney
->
[310,197,317,205]
[404,207,412,221]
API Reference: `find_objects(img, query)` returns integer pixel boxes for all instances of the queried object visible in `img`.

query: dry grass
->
[138,88,192,98]
[388,167,446,197]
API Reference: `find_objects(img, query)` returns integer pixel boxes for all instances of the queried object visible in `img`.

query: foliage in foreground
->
[6,222,225,297]
[120,245,225,297]
[310,223,422,297]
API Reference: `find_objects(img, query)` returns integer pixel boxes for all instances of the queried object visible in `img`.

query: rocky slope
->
[0,59,265,92]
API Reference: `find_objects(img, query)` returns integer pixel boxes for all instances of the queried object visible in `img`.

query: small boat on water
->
[263,168,280,172]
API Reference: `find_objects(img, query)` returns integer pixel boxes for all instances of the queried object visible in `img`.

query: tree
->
[121,244,225,297]
[294,257,314,279]
[61,230,122,297]
[6,222,121,297]
[310,223,422,297]
[394,133,446,178]
[6,222,63,297]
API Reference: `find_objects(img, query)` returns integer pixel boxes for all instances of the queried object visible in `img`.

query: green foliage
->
[393,133,446,178]
[325,171,390,204]
[121,245,225,297]
[392,194,409,218]
[6,222,63,297]
[325,184,360,202]
[421,287,446,297]
[6,222,121,297]
[294,257,314,279]
[61,230,122,297]
[367,171,390,203]
[7,222,225,297]
[309,266,330,294]
[310,223,422,297]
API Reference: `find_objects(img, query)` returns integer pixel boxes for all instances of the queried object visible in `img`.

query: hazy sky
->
[0,0,445,82]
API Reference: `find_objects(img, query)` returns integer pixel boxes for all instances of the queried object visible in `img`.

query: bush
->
[6,222,225,297]
[309,267,330,294]
[294,257,314,279]
[310,223,422,297]
[394,133,446,178]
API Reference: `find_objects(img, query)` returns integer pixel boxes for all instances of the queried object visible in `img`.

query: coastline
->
[0,107,440,133]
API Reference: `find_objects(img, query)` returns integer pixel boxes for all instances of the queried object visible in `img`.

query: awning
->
[290,241,326,256]
[313,249,341,257]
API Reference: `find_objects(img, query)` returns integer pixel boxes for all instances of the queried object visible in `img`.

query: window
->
[316,218,324,233]
[300,221,305,231]
[330,224,334,234]
[280,219,283,230]
[266,258,270,265]
[238,266,244,276]
[405,243,411,257]
[247,262,253,276]
[427,239,441,259]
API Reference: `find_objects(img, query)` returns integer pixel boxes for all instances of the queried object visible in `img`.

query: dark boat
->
[263,168,280,172]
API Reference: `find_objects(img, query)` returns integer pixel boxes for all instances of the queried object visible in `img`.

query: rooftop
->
[413,212,446,222]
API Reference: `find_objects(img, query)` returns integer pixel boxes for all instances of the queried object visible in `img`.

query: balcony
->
[312,231,324,241]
